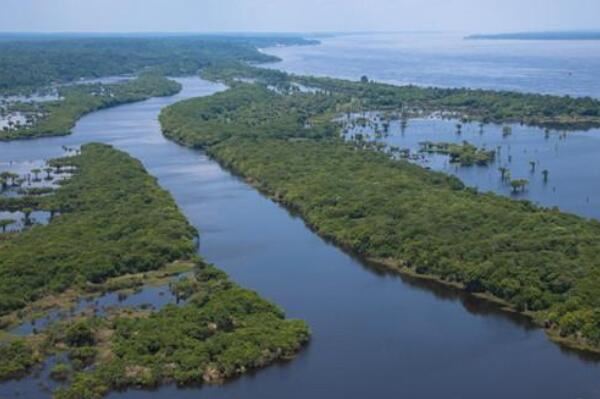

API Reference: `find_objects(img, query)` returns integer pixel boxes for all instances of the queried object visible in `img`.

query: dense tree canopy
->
[0,36,315,94]
[0,143,197,314]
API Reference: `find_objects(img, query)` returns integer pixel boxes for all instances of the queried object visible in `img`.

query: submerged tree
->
[22,208,33,226]
[44,167,53,180]
[31,168,41,181]
[498,167,509,181]
[0,219,15,233]
[542,169,549,183]
[529,161,536,173]
[510,179,528,193]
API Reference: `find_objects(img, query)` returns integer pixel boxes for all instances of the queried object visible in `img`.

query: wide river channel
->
[1,73,600,398]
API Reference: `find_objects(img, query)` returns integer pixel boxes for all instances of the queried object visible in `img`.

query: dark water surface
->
[2,78,600,399]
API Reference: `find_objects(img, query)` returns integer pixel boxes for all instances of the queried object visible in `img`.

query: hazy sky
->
[1,0,599,34]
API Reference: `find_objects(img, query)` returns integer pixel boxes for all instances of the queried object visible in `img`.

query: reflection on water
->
[2,77,600,399]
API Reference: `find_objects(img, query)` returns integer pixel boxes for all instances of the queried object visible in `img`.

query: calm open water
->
[264,32,600,98]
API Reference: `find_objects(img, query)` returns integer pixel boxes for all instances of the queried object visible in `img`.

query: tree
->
[498,167,509,181]
[360,75,369,84]
[0,171,17,187]
[510,179,528,193]
[529,161,536,173]
[502,126,512,137]
[542,169,549,183]
[0,219,15,233]
[31,168,41,181]
[22,208,33,226]
[44,167,53,180]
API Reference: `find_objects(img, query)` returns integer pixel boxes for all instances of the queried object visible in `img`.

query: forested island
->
[160,65,600,354]
[0,144,309,396]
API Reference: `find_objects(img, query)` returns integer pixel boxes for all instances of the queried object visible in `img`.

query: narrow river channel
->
[1,78,600,399]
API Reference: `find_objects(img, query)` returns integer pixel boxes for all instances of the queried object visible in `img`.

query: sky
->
[0,0,599,34]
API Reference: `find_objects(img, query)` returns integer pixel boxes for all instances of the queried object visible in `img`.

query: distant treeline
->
[202,63,600,129]
[0,35,316,94]
[467,31,600,41]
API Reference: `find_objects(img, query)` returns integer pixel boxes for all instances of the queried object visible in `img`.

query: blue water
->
[264,32,600,98]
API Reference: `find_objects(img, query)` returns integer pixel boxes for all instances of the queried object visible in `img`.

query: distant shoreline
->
[467,31,600,41]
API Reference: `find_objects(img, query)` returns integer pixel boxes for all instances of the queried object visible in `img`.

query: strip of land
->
[203,63,600,129]
[0,74,181,141]
[0,144,309,396]
[160,69,600,354]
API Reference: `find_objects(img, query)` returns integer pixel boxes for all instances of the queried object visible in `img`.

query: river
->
[1,79,600,398]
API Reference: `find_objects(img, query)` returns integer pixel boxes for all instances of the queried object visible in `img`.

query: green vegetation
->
[0,144,309,394]
[52,262,308,399]
[0,143,197,315]
[203,63,600,129]
[419,141,496,166]
[161,77,600,353]
[0,340,38,380]
[0,35,315,94]
[0,74,181,140]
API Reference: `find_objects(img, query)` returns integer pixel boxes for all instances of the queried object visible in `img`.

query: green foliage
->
[0,140,309,396]
[65,321,96,347]
[54,263,309,398]
[203,63,600,129]
[0,143,198,314]
[50,363,72,381]
[0,74,181,140]
[419,141,496,166]
[0,340,37,380]
[160,83,338,148]
[0,36,315,94]
[161,78,600,351]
